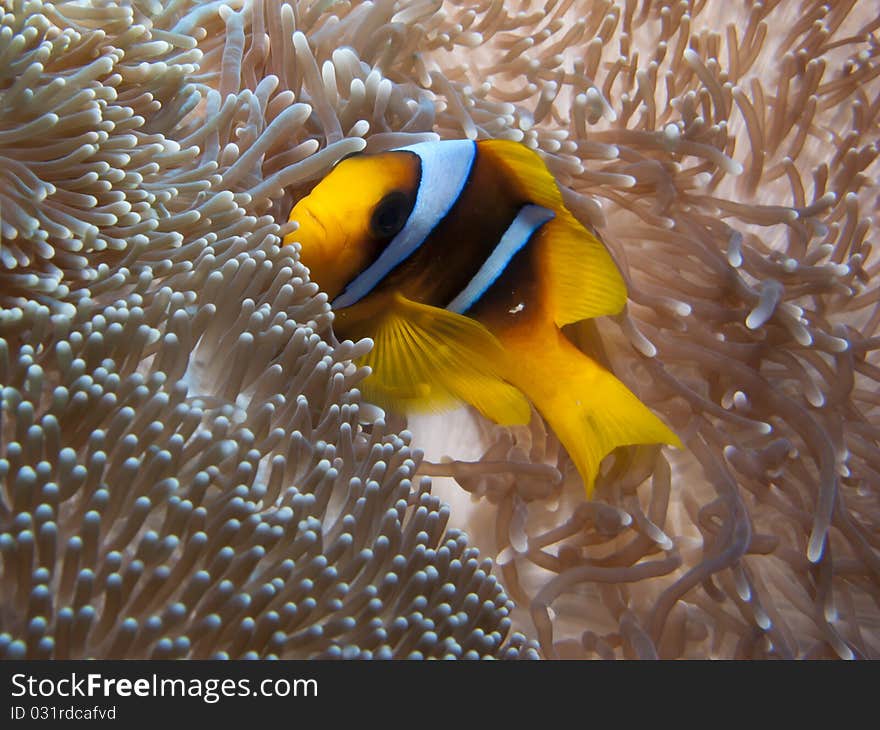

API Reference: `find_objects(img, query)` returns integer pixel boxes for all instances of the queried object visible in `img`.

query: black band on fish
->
[332,139,477,309]
[446,204,555,314]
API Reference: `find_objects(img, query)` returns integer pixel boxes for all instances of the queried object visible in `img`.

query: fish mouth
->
[290,203,328,241]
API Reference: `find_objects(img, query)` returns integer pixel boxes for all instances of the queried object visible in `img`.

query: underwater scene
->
[0,0,877,660]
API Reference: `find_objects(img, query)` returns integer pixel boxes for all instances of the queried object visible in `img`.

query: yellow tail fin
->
[499,325,682,497]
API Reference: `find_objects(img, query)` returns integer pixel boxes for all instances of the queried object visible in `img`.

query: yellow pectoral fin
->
[355,294,531,425]
[538,217,628,326]
[499,325,681,497]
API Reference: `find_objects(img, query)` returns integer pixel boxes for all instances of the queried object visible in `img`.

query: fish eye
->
[370,191,412,238]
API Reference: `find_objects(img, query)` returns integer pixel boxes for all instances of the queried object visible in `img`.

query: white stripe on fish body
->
[332,139,477,309]
[446,204,555,315]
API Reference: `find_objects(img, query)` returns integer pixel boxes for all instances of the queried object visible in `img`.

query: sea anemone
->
[0,0,536,659]
[1,0,878,659]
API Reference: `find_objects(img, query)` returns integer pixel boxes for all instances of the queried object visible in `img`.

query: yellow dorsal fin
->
[498,325,682,497]
[478,139,565,212]
[348,293,531,425]
[538,217,628,326]
[479,139,628,326]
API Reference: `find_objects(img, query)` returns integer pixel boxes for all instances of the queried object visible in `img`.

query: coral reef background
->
[1,0,878,659]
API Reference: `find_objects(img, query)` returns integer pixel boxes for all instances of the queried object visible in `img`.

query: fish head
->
[285,150,420,300]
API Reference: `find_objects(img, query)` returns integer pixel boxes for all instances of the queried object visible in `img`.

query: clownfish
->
[284,139,681,496]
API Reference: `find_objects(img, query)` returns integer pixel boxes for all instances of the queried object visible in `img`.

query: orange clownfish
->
[284,139,681,496]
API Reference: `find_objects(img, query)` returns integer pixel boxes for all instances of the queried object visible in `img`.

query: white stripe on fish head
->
[332,139,477,309]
